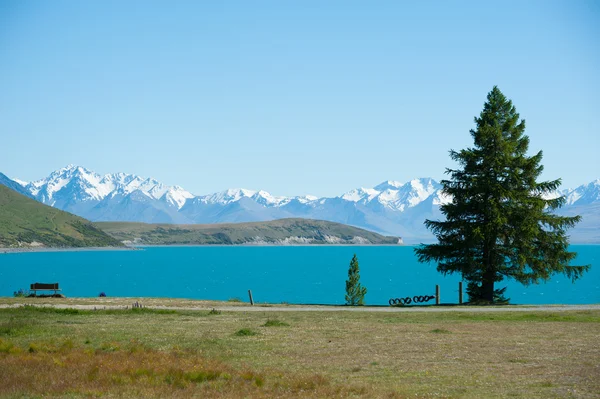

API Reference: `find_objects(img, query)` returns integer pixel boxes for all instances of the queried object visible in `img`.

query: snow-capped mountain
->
[160,186,196,209]
[25,165,193,207]
[564,179,600,206]
[6,165,600,243]
[18,165,195,224]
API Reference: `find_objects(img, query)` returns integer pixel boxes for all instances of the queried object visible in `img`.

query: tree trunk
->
[482,269,496,303]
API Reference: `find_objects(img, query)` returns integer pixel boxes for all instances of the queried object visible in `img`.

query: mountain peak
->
[58,164,88,174]
[12,178,28,187]
[198,188,257,205]
[340,187,379,202]
[565,179,600,206]
[160,186,194,209]
[374,180,403,191]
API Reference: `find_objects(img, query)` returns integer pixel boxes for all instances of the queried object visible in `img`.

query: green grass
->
[19,305,84,315]
[128,307,178,315]
[0,318,34,336]
[0,185,123,248]
[0,304,598,398]
[234,328,259,336]
[381,310,600,323]
[263,319,290,327]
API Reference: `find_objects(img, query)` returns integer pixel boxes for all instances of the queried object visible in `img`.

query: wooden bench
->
[30,283,61,296]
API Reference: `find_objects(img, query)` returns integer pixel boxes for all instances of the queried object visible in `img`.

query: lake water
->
[1,246,598,305]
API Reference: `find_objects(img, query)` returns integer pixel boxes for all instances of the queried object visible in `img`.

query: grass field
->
[0,301,598,398]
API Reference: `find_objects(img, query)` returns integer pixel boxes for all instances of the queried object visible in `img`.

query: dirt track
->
[1,302,598,313]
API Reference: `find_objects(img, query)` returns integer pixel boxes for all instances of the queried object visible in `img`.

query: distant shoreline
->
[0,242,406,254]
[0,246,136,254]
[3,242,595,254]
[133,243,404,248]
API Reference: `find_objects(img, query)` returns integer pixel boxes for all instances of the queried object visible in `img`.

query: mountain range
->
[6,165,600,244]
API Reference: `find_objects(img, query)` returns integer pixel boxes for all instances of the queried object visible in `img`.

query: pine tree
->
[345,254,367,305]
[414,86,589,303]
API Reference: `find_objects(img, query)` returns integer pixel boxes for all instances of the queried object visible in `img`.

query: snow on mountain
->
[147,182,168,200]
[251,190,291,207]
[11,178,28,187]
[16,165,600,243]
[564,179,600,206]
[431,190,452,206]
[197,188,257,205]
[28,165,110,201]
[134,178,165,197]
[160,186,195,209]
[373,180,404,191]
[541,189,567,201]
[296,195,319,204]
[341,187,379,202]
[370,178,442,211]
[340,179,440,211]
[28,165,190,204]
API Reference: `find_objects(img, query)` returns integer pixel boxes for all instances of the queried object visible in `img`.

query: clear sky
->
[1,0,598,197]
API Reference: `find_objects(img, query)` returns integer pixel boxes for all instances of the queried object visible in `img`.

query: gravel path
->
[1,303,598,313]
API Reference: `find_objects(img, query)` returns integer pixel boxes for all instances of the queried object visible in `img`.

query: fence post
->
[435,285,440,305]
[459,281,463,304]
[248,290,254,306]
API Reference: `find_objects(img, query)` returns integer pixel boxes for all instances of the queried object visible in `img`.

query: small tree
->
[415,86,589,303]
[345,254,367,305]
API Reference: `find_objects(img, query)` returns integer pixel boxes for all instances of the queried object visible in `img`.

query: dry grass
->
[0,304,598,398]
[0,296,252,308]
[0,339,359,398]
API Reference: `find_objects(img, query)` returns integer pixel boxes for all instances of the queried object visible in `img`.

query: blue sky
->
[1,0,598,197]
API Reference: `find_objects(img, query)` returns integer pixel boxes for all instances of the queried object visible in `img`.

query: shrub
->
[234,328,258,337]
[263,319,289,327]
[0,338,15,353]
[466,283,510,305]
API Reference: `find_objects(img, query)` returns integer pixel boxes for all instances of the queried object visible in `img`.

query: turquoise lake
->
[1,246,598,305]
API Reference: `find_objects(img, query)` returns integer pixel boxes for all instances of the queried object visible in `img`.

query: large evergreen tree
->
[345,254,367,305]
[414,86,589,303]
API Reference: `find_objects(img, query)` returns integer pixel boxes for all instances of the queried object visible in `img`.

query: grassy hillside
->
[0,185,123,248]
[96,218,401,245]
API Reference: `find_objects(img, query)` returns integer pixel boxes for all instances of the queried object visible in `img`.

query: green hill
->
[96,218,402,245]
[0,185,123,248]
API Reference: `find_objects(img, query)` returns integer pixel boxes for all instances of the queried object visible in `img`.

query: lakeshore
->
[0,246,136,254]
[2,297,599,312]
[0,242,406,255]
